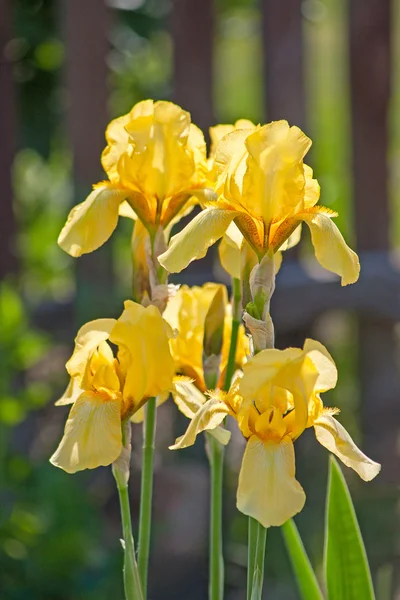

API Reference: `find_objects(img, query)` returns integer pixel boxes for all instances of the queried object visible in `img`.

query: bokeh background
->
[1,0,399,598]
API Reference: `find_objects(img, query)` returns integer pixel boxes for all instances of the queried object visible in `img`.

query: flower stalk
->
[207,434,225,600]
[138,397,157,598]
[246,255,276,599]
[112,422,143,600]
[207,278,242,600]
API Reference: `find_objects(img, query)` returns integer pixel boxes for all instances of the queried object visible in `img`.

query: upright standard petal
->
[158,208,238,273]
[66,318,116,383]
[313,413,381,481]
[237,435,305,527]
[242,121,312,224]
[50,392,123,473]
[109,301,175,407]
[301,209,360,285]
[58,185,128,257]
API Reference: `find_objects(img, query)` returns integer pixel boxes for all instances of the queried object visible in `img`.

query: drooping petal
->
[301,208,360,285]
[172,378,231,446]
[303,339,338,392]
[237,435,306,527]
[55,377,83,406]
[313,414,381,481]
[158,208,238,273]
[50,392,122,473]
[169,397,231,450]
[66,319,116,383]
[172,378,207,418]
[58,185,128,257]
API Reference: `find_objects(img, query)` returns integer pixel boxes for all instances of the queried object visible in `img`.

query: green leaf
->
[282,519,324,600]
[324,457,375,600]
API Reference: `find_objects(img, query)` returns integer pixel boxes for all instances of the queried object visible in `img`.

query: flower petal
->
[301,209,360,285]
[169,397,230,450]
[240,347,302,402]
[313,414,381,481]
[237,435,306,527]
[158,208,238,273]
[55,377,83,406]
[50,392,122,473]
[303,339,338,392]
[109,301,175,406]
[58,185,128,257]
[242,121,312,224]
[66,319,116,383]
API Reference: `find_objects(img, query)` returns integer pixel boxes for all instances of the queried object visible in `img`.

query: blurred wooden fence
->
[1,0,400,594]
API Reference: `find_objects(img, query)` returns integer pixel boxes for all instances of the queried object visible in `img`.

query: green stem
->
[247,517,259,600]
[208,435,225,600]
[252,525,267,600]
[113,467,143,600]
[224,277,242,392]
[138,397,157,598]
[207,277,241,600]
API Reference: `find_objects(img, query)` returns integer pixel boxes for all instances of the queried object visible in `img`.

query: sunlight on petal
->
[237,435,305,527]
[58,185,128,257]
[159,208,238,273]
[50,392,122,473]
[314,414,381,481]
[302,210,360,285]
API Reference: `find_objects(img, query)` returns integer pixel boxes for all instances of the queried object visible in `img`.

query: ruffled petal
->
[158,208,238,273]
[169,397,231,450]
[301,209,360,286]
[58,185,128,257]
[50,392,122,473]
[313,414,381,481]
[242,121,312,224]
[237,435,306,527]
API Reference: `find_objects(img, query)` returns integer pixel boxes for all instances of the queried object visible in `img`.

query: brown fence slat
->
[350,0,399,592]
[0,0,18,279]
[261,0,305,129]
[63,0,113,322]
[171,0,214,135]
[171,0,215,284]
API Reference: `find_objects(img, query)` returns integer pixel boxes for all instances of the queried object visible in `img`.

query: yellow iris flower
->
[58,100,211,258]
[163,283,249,392]
[50,300,175,473]
[170,339,380,527]
[159,120,360,286]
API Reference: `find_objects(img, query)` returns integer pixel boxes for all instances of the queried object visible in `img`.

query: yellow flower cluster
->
[170,338,380,527]
[52,99,379,530]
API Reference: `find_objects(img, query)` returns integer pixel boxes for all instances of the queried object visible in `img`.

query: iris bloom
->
[159,120,360,286]
[51,300,175,473]
[163,283,249,392]
[58,100,211,258]
[170,339,380,527]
